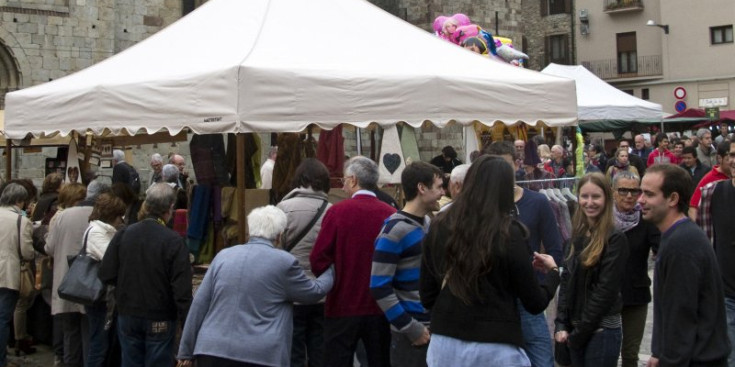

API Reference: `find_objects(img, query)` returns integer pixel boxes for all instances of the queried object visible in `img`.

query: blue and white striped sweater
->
[370,211,429,341]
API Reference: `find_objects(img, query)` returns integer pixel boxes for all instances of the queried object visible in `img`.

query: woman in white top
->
[84,192,126,367]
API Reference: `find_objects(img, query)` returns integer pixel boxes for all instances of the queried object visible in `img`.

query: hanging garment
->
[316,125,345,188]
[378,125,406,185]
[399,125,421,165]
[273,133,304,201]
[226,134,261,188]
[190,134,230,186]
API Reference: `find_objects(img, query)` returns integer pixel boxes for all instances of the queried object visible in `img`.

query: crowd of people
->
[0,124,733,367]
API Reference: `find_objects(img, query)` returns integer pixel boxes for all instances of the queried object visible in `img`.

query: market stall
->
[541,63,662,132]
[5,0,578,243]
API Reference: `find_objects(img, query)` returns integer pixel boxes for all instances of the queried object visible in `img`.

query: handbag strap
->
[16,215,23,263]
[285,199,328,252]
[79,227,92,256]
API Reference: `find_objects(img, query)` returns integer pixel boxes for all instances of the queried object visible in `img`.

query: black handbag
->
[57,229,104,305]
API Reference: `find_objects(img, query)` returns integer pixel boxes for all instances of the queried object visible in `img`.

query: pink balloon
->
[452,13,471,26]
[433,16,448,33]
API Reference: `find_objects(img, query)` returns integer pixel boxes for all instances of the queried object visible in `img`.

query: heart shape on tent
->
[383,153,401,174]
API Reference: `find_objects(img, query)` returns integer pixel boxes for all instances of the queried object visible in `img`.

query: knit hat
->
[523,139,541,166]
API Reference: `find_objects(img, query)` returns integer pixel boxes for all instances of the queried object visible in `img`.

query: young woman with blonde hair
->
[554,173,629,367]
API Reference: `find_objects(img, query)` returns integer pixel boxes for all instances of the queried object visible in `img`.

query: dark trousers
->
[390,330,428,367]
[569,327,621,367]
[620,305,647,367]
[291,303,325,367]
[86,303,110,367]
[117,315,175,367]
[323,315,390,367]
[60,311,89,367]
[0,288,19,367]
[197,355,267,367]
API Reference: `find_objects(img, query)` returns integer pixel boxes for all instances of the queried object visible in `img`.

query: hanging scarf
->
[614,204,640,232]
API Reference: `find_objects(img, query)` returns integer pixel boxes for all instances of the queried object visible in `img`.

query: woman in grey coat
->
[277,158,332,367]
[177,205,334,367]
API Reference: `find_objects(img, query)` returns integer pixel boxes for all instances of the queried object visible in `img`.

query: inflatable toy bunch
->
[433,13,529,66]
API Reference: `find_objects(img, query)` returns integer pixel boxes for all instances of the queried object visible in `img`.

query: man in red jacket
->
[311,156,397,367]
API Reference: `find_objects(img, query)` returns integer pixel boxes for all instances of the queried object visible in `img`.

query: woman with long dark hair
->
[554,173,629,367]
[420,155,560,366]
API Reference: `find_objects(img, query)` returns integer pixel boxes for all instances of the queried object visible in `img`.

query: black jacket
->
[420,220,560,347]
[556,230,629,349]
[621,219,659,306]
[99,218,192,324]
[680,161,710,197]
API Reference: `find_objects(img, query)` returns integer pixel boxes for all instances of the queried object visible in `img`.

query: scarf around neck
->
[614,204,640,232]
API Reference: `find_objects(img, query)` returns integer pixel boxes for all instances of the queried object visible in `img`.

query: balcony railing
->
[604,0,644,13]
[581,55,662,80]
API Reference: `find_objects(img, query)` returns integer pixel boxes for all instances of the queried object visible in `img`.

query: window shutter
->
[562,34,570,64]
[544,36,550,65]
[564,0,571,13]
[541,0,548,16]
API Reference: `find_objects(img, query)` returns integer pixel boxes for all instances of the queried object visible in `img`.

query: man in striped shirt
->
[370,161,443,367]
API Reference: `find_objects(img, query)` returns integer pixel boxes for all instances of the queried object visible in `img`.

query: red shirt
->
[647,149,680,167]
[690,165,729,208]
[310,194,396,317]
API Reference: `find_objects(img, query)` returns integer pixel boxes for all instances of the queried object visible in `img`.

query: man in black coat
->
[679,146,709,196]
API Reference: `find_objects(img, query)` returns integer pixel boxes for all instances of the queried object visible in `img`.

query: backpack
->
[127,164,141,194]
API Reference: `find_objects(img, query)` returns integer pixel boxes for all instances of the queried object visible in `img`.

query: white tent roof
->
[541,63,661,121]
[5,0,577,139]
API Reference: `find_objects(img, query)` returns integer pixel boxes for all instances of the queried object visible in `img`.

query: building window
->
[711,25,734,45]
[622,90,634,95]
[545,34,570,65]
[541,0,571,16]
[617,32,637,74]
[642,88,650,100]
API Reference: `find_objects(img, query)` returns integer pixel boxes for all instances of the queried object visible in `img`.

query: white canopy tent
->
[541,63,661,122]
[5,0,577,139]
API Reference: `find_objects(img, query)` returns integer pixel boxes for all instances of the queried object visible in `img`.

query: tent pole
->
[236,133,247,244]
[356,127,362,156]
[5,140,11,182]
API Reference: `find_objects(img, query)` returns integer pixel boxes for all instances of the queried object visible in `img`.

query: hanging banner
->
[378,125,406,184]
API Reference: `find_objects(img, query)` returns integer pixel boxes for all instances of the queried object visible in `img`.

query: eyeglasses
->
[617,188,642,197]
[340,176,353,185]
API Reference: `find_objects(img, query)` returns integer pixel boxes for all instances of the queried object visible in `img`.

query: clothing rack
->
[516,176,579,184]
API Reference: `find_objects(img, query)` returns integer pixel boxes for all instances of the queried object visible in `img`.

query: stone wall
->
[0,0,182,93]
[520,0,574,71]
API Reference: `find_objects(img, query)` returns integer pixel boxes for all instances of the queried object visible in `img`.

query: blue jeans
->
[427,334,530,367]
[86,304,109,367]
[569,327,621,367]
[725,297,735,367]
[518,302,554,367]
[0,288,19,367]
[117,315,175,367]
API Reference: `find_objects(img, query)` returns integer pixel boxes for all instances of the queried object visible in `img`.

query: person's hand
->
[176,359,193,367]
[554,330,569,343]
[646,357,659,367]
[532,252,557,273]
[412,326,431,346]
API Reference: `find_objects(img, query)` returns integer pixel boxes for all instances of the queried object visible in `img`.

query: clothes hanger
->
[561,187,577,201]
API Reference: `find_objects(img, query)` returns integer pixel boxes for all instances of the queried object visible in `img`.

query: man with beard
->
[638,165,728,366]
[370,161,443,367]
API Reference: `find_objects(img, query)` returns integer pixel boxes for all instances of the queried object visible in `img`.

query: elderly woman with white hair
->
[177,205,334,367]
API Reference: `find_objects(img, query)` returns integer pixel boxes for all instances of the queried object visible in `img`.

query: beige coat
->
[276,187,331,279]
[45,206,93,315]
[0,206,34,290]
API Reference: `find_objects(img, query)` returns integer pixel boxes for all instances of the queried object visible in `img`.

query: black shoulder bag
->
[285,200,328,252]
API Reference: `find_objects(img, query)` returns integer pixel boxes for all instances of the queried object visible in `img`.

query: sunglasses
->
[617,188,642,197]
